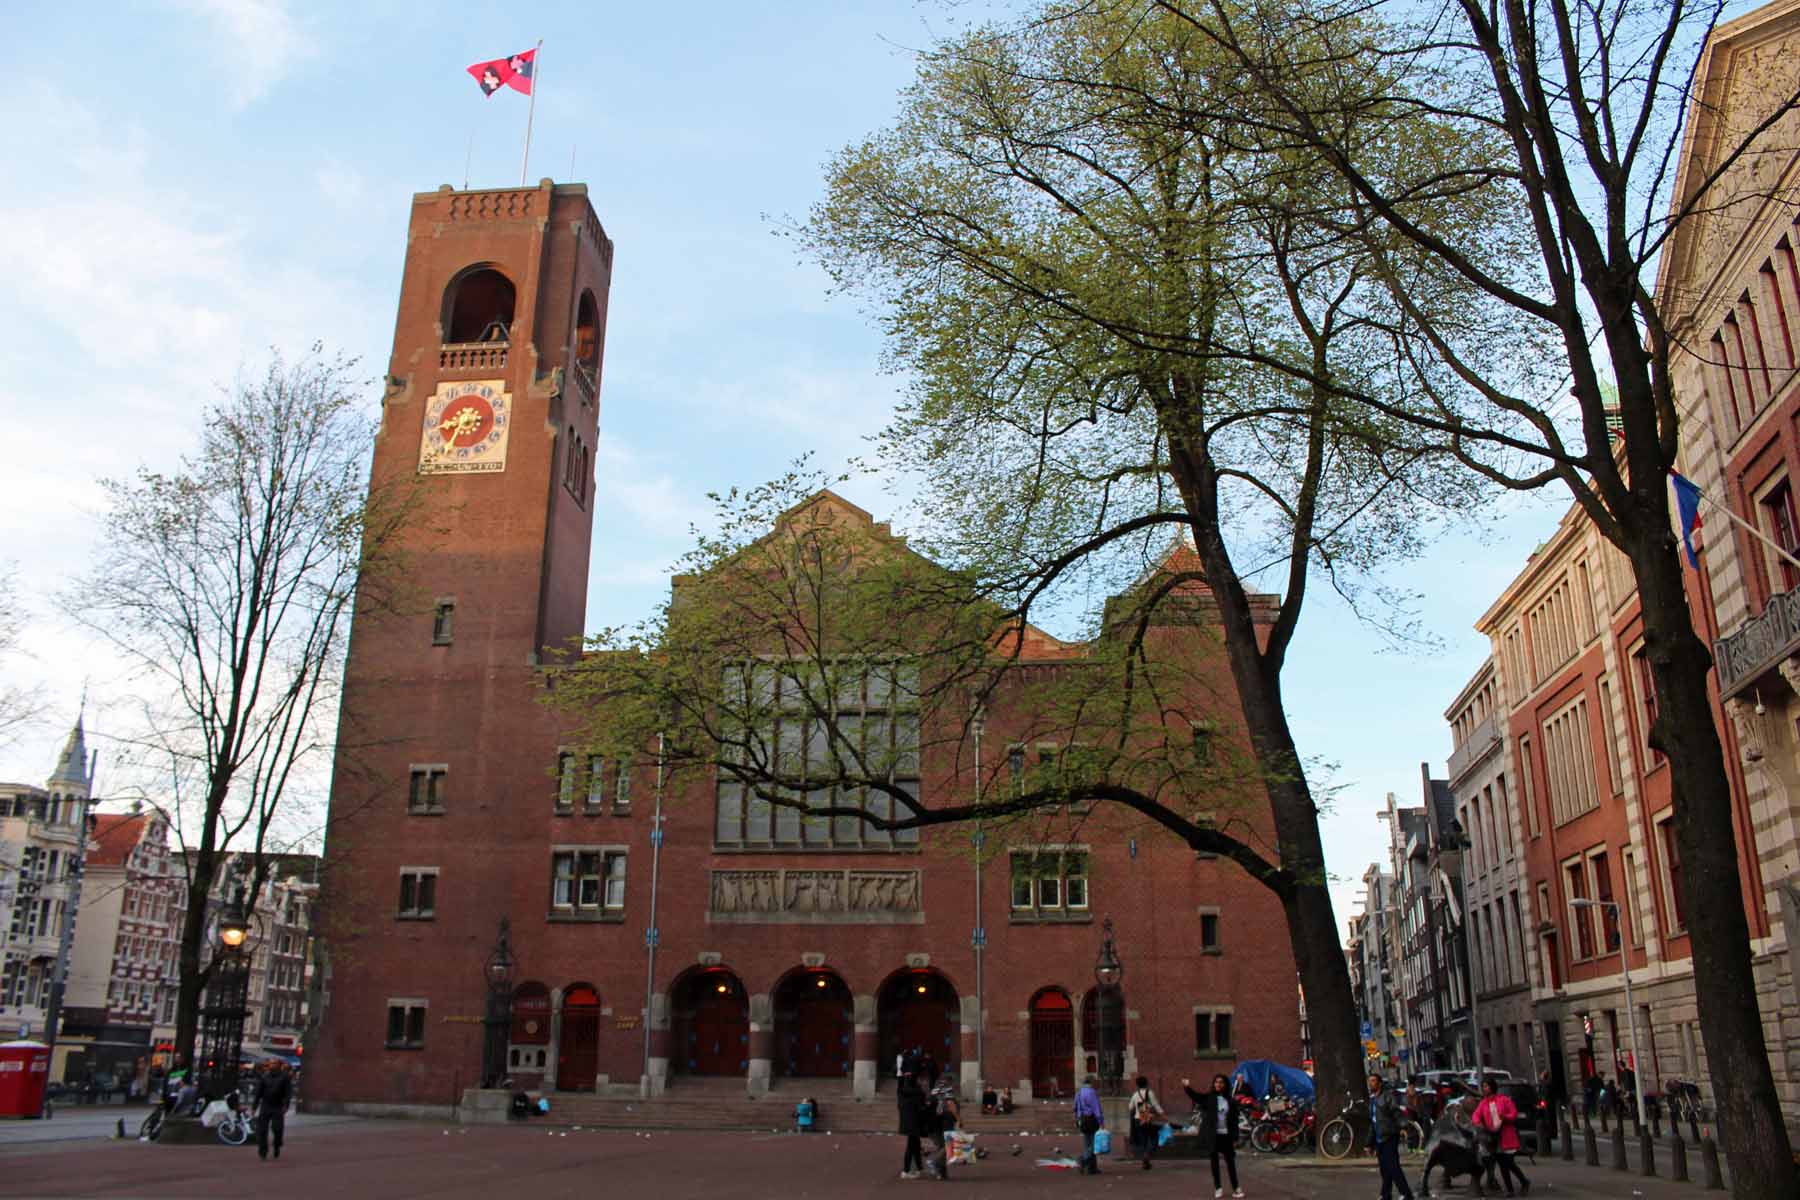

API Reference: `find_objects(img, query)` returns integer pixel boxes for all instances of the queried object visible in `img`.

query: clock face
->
[419,380,511,475]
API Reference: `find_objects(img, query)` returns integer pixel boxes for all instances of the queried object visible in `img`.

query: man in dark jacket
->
[897,1069,929,1180]
[255,1059,294,1161]
[1369,1074,1415,1200]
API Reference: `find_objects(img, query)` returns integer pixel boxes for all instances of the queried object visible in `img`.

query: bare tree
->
[0,564,43,747]
[65,348,415,1070]
[1154,0,1800,1185]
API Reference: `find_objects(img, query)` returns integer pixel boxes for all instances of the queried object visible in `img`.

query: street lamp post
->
[198,885,251,1099]
[1571,898,1645,1124]
[1093,917,1124,1096]
[481,918,516,1089]
[971,706,986,1094]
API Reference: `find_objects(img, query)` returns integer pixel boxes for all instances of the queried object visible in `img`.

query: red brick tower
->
[310,182,612,1105]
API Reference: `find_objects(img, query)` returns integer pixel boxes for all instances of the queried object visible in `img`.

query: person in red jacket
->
[1471,1078,1530,1196]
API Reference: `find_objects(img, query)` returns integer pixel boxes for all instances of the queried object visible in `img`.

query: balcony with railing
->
[1715,583,1800,700]
[1446,711,1501,785]
[438,341,509,373]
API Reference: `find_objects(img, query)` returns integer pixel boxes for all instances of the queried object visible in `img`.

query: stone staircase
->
[533,1078,1076,1136]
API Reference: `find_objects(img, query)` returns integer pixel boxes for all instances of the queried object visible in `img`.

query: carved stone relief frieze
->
[708,868,923,924]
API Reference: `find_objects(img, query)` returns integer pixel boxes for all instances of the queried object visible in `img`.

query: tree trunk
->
[1630,525,1798,1199]
[173,846,221,1074]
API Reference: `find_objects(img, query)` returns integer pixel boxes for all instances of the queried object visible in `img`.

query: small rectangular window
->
[556,752,577,811]
[1195,1012,1213,1052]
[398,869,437,919]
[1200,911,1220,953]
[432,601,454,645]
[551,849,625,915]
[386,1001,426,1049]
[1214,1012,1232,1051]
[408,766,447,814]
[615,761,632,811]
[1657,817,1686,933]
[585,756,607,809]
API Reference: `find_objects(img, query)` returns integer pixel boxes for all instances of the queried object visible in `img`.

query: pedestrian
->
[1185,1074,1244,1199]
[897,1067,930,1180]
[1473,1078,1529,1195]
[255,1058,293,1161]
[1072,1074,1105,1175]
[1582,1070,1600,1120]
[795,1096,816,1133]
[928,1073,960,1180]
[1369,1074,1416,1200]
[1127,1074,1165,1170]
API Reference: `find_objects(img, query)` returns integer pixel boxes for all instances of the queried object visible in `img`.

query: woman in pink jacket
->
[1471,1079,1530,1196]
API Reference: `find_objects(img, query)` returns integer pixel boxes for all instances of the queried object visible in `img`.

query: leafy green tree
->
[780,1,1520,1114]
[1167,0,1800,1183]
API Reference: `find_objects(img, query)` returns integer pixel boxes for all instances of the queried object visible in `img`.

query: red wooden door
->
[684,986,748,1075]
[779,984,852,1077]
[1029,990,1074,1097]
[558,986,601,1090]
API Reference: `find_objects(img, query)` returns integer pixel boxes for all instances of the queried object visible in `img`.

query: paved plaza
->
[0,1115,1740,1200]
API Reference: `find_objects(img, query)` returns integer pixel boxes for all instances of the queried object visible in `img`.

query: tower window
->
[432,601,454,645]
[444,267,516,344]
[574,290,600,392]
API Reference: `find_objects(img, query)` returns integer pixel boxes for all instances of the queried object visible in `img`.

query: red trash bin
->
[0,1041,51,1118]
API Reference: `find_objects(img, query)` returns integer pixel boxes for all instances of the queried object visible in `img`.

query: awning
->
[258,1049,302,1067]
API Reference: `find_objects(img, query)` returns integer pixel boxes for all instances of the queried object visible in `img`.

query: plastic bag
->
[200,1100,229,1128]
[1093,1128,1112,1155]
[1158,1123,1175,1146]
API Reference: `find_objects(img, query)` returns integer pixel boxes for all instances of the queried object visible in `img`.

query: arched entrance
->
[671,967,749,1076]
[1029,987,1074,1098]
[558,984,601,1091]
[772,968,853,1078]
[878,968,958,1079]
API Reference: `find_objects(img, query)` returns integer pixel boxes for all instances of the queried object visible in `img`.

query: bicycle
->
[1251,1105,1315,1154]
[1317,1103,1424,1161]
[213,1094,251,1146]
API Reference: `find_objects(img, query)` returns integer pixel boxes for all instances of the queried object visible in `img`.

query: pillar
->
[644,992,669,1097]
[852,995,878,1101]
[545,985,564,1092]
[959,995,980,1100]
[746,993,772,1098]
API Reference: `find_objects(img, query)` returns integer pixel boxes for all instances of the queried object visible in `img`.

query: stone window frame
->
[385,998,428,1050]
[1196,906,1222,954]
[1008,844,1090,923]
[407,764,448,815]
[548,844,628,922]
[397,866,438,920]
[431,597,455,645]
[1192,1005,1235,1056]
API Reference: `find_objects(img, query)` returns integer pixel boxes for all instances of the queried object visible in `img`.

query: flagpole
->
[520,39,543,186]
[1682,475,1800,573]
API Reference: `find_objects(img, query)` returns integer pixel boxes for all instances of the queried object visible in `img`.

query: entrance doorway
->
[557,984,601,1090]
[878,969,958,1079]
[773,969,853,1078]
[1028,987,1074,1098]
[671,968,749,1076]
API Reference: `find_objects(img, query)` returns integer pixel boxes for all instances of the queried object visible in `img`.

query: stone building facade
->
[303,182,1303,1115]
[0,719,92,1045]
[1444,661,1540,1078]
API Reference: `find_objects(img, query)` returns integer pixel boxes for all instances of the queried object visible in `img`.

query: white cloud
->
[160,0,313,107]
[315,162,367,211]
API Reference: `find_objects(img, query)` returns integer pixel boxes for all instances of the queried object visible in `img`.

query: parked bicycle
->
[1251,1103,1316,1154]
[1317,1100,1425,1161]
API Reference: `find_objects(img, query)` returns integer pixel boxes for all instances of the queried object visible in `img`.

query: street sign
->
[1360,1021,1373,1040]
[1397,1048,1410,1062]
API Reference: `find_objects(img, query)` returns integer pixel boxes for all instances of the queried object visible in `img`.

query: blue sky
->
[0,0,1565,931]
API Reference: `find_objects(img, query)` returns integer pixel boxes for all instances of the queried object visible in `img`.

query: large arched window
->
[443,267,516,344]
[574,290,600,381]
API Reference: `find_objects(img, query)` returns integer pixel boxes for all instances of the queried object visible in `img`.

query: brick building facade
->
[304,182,1302,1115]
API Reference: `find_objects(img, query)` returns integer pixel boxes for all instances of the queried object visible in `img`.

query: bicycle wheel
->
[1400,1120,1425,1155]
[139,1110,164,1142]
[217,1115,250,1146]
[1318,1117,1356,1160]
[1250,1120,1278,1153]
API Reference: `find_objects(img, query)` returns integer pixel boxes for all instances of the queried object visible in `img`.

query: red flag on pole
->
[467,48,537,96]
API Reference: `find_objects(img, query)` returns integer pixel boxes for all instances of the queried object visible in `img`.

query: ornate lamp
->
[480,918,516,1088]
[1093,917,1125,1093]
